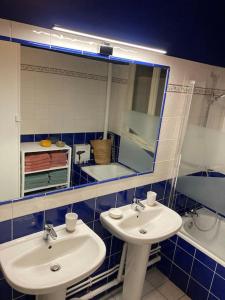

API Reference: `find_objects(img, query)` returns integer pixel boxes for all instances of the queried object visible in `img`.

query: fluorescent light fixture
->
[52,26,167,55]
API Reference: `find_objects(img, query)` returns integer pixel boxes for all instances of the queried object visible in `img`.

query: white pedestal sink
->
[0,220,106,300]
[101,201,182,300]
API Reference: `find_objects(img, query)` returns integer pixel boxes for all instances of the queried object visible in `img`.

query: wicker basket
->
[90,139,112,165]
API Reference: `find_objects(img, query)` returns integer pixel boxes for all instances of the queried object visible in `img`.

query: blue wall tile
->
[13,287,24,299]
[20,135,34,143]
[211,274,225,300]
[187,278,209,300]
[74,133,85,144]
[103,237,112,257]
[216,264,225,279]
[61,133,74,146]
[13,212,44,239]
[93,219,111,239]
[0,279,12,300]
[177,237,195,256]
[191,259,214,289]
[208,293,219,300]
[0,220,11,244]
[85,132,96,144]
[160,239,175,260]
[110,237,123,255]
[95,194,116,220]
[116,188,135,207]
[169,235,178,243]
[195,249,216,271]
[173,247,193,274]
[170,264,189,292]
[152,181,166,200]
[34,134,49,142]
[157,254,172,277]
[135,184,151,199]
[109,252,122,269]
[45,205,71,226]
[93,257,110,276]
[72,199,95,224]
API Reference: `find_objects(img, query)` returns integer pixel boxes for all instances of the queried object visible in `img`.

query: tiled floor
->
[99,267,191,300]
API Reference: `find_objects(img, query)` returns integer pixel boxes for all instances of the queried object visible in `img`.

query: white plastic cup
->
[147,191,157,206]
[66,212,78,232]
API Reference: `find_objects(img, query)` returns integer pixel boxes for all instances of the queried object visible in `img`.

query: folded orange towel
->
[25,153,50,163]
[25,163,51,172]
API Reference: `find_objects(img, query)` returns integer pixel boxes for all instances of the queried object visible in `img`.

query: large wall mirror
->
[0,43,169,202]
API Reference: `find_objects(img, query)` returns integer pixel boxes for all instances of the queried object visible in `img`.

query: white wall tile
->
[163,93,187,117]
[156,140,178,162]
[50,29,99,53]
[160,117,183,141]
[20,47,110,134]
[12,22,51,45]
[0,18,11,38]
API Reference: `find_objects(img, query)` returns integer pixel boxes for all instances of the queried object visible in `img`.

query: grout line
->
[185,248,196,293]
[207,262,217,300]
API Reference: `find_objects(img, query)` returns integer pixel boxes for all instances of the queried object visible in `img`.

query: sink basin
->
[101,200,182,300]
[101,200,182,245]
[0,220,106,299]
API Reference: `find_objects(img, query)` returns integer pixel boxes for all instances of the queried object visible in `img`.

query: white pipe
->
[103,63,112,139]
[67,265,119,296]
[76,255,161,300]
[67,243,127,296]
[117,243,127,281]
[79,278,120,300]
[68,242,160,300]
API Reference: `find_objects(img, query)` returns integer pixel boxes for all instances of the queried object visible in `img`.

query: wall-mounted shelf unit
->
[20,142,72,197]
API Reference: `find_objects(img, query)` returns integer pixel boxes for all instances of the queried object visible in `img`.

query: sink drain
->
[139,229,147,234]
[50,264,61,272]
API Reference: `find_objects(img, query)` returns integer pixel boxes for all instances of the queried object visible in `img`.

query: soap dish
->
[109,208,123,219]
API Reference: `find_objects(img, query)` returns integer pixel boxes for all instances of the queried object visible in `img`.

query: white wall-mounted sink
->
[101,201,182,245]
[0,220,106,300]
[101,200,182,300]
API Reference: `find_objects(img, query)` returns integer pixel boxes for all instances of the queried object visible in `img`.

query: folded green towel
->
[49,169,67,177]
[49,170,67,181]
[25,173,49,183]
[49,179,67,185]
[25,181,49,190]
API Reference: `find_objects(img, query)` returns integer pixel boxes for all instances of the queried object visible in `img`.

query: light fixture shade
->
[52,26,167,55]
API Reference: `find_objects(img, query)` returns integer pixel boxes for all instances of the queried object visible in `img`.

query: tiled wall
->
[0,17,225,300]
[0,179,170,300]
[20,46,128,135]
[158,234,225,300]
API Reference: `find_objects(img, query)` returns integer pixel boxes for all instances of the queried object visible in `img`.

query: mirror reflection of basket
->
[91,139,112,165]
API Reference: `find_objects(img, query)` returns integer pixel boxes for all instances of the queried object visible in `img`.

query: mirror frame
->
[2,35,170,204]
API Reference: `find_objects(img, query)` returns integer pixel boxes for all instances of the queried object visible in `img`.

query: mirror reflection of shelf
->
[24,183,68,193]
[20,142,72,197]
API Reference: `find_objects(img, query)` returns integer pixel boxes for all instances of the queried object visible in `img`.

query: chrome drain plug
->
[139,229,147,234]
[50,264,61,272]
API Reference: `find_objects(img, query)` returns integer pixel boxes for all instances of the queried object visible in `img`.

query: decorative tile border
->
[21,65,225,96]
[167,83,225,96]
[167,84,194,94]
[21,64,128,84]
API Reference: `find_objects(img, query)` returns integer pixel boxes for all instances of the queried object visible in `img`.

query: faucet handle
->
[44,223,54,231]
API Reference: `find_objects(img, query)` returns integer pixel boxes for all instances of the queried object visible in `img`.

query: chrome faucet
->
[132,198,145,212]
[185,208,199,218]
[43,223,57,241]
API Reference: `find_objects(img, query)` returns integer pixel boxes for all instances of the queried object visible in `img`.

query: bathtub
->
[179,207,225,267]
[81,163,135,181]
